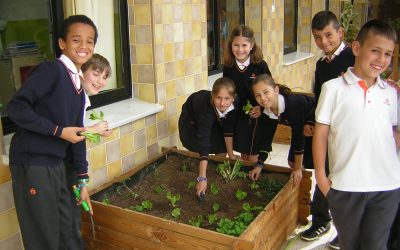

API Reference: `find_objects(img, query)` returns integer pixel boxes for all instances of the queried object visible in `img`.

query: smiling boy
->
[313,20,400,249]
[7,15,97,249]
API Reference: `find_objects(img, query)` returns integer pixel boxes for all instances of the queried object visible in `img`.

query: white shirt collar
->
[343,67,385,89]
[263,94,285,119]
[59,54,83,89]
[236,57,250,70]
[321,42,346,61]
[216,103,235,118]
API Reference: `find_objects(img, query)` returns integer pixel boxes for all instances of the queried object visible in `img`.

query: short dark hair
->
[356,19,397,45]
[60,15,98,44]
[312,11,340,31]
[81,53,112,78]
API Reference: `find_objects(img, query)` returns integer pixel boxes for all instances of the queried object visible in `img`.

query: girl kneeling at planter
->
[179,77,238,197]
[249,74,314,186]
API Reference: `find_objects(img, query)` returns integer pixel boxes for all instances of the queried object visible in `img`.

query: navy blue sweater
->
[7,60,88,178]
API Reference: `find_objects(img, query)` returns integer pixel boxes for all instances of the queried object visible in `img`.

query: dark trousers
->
[388,205,400,250]
[327,188,400,250]
[10,163,74,250]
[311,159,331,227]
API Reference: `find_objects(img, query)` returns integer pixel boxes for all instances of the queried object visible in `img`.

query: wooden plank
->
[269,208,298,250]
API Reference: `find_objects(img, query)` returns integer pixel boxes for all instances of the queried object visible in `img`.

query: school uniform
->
[305,42,355,230]
[223,59,276,163]
[179,90,236,160]
[7,55,88,250]
[316,68,400,249]
[265,94,314,163]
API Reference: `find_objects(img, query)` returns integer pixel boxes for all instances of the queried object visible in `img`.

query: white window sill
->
[283,52,314,66]
[85,98,164,128]
[2,98,164,165]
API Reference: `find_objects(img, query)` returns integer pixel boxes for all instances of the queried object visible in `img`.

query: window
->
[207,0,244,74]
[0,0,131,134]
[283,0,298,54]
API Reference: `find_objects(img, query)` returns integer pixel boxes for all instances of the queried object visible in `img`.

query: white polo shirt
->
[316,68,400,192]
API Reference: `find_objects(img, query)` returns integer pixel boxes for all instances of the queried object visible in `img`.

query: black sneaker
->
[328,236,340,249]
[300,223,331,241]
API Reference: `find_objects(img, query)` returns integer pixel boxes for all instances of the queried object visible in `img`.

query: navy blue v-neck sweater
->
[7,60,88,177]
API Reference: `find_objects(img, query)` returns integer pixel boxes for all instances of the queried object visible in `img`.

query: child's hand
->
[60,127,87,143]
[249,105,262,118]
[248,166,262,181]
[303,124,314,137]
[228,153,239,161]
[196,181,207,197]
[90,121,109,135]
[79,186,93,215]
[291,168,302,187]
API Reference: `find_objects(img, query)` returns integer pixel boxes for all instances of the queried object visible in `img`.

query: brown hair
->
[223,25,264,67]
[81,53,112,78]
[312,11,340,31]
[211,77,236,98]
[356,19,397,45]
[252,74,291,96]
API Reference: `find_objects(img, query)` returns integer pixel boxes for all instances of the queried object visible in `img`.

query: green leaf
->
[242,100,253,114]
[89,110,105,121]
[81,132,101,144]
[235,189,247,201]
[187,181,196,189]
[212,203,220,213]
[208,214,218,224]
[180,164,187,172]
[171,208,181,218]
[210,183,219,196]
[154,185,165,194]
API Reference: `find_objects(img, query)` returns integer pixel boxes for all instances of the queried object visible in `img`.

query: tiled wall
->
[0,0,328,248]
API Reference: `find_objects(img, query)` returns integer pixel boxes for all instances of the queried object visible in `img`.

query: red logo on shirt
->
[250,73,256,79]
[29,188,37,195]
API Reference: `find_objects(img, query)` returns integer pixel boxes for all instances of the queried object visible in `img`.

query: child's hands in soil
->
[249,105,262,118]
[248,166,262,181]
[79,186,93,215]
[61,127,87,143]
[196,181,207,197]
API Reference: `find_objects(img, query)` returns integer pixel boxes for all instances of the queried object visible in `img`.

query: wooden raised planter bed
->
[82,148,311,250]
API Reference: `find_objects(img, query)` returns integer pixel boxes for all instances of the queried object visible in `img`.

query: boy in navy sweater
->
[299,11,355,249]
[7,15,97,250]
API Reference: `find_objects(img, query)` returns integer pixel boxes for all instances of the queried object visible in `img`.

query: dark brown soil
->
[92,153,289,232]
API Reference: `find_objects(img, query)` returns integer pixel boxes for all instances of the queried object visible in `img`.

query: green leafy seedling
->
[180,164,187,172]
[210,183,219,196]
[235,189,247,201]
[154,185,166,194]
[80,110,106,143]
[189,215,203,227]
[89,110,105,121]
[237,171,247,179]
[171,207,181,219]
[135,200,153,211]
[242,100,253,114]
[102,198,110,205]
[212,203,220,213]
[187,181,196,189]
[208,214,218,224]
[249,182,259,190]
[166,192,181,207]
[217,159,243,182]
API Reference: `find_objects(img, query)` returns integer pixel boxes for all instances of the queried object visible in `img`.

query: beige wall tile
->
[0,208,19,241]
[191,22,201,40]
[167,98,177,117]
[122,153,135,173]
[173,5,183,22]
[145,114,157,126]
[107,160,122,181]
[183,4,192,21]
[175,42,184,60]
[156,102,168,121]
[157,136,170,151]
[153,5,162,24]
[175,78,185,96]
[106,140,121,163]
[191,5,201,21]
[120,133,134,157]
[162,4,173,24]
[163,24,174,43]
[157,83,166,103]
[177,95,187,114]
[90,145,107,170]
[137,65,154,84]
[175,60,185,78]
[132,118,145,131]
[165,62,176,81]
[120,123,133,136]
[134,128,146,150]
[0,165,11,185]
[164,44,175,62]
[155,64,165,82]
[138,84,156,103]
[184,41,193,58]
[145,124,158,145]
[168,115,178,134]
[104,128,119,143]
[173,23,184,43]
[166,80,177,100]
[92,166,108,188]
[136,45,153,64]
[134,5,152,25]
[147,143,160,160]
[185,75,195,94]
[134,148,148,165]
[157,120,168,139]
[0,233,23,250]
[0,182,14,213]
[154,24,164,44]
[183,23,192,41]
[135,25,152,44]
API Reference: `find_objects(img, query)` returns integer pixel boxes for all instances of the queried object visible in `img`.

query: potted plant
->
[340,1,359,46]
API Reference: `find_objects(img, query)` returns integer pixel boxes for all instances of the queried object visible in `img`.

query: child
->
[313,19,400,249]
[248,74,314,187]
[300,11,355,248]
[65,53,112,249]
[179,77,238,196]
[7,15,97,249]
[223,25,276,169]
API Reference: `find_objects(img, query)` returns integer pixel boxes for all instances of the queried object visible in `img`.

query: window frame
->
[1,0,132,134]
[207,0,245,75]
[283,0,298,55]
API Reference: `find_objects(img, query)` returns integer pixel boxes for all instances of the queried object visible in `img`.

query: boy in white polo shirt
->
[313,19,400,250]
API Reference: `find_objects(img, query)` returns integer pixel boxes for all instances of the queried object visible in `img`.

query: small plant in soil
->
[180,164,187,172]
[235,189,247,201]
[102,197,111,205]
[154,185,166,194]
[216,159,243,182]
[207,213,218,224]
[171,207,181,219]
[242,203,263,213]
[116,179,139,199]
[258,178,284,201]
[212,203,220,213]
[237,171,247,179]
[166,192,181,207]
[187,181,196,189]
[189,215,203,227]
[210,183,219,196]
[134,200,153,212]
[249,182,259,190]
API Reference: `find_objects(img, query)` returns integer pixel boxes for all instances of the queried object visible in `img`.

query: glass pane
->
[284,0,297,54]
[207,0,216,67]
[0,0,54,117]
